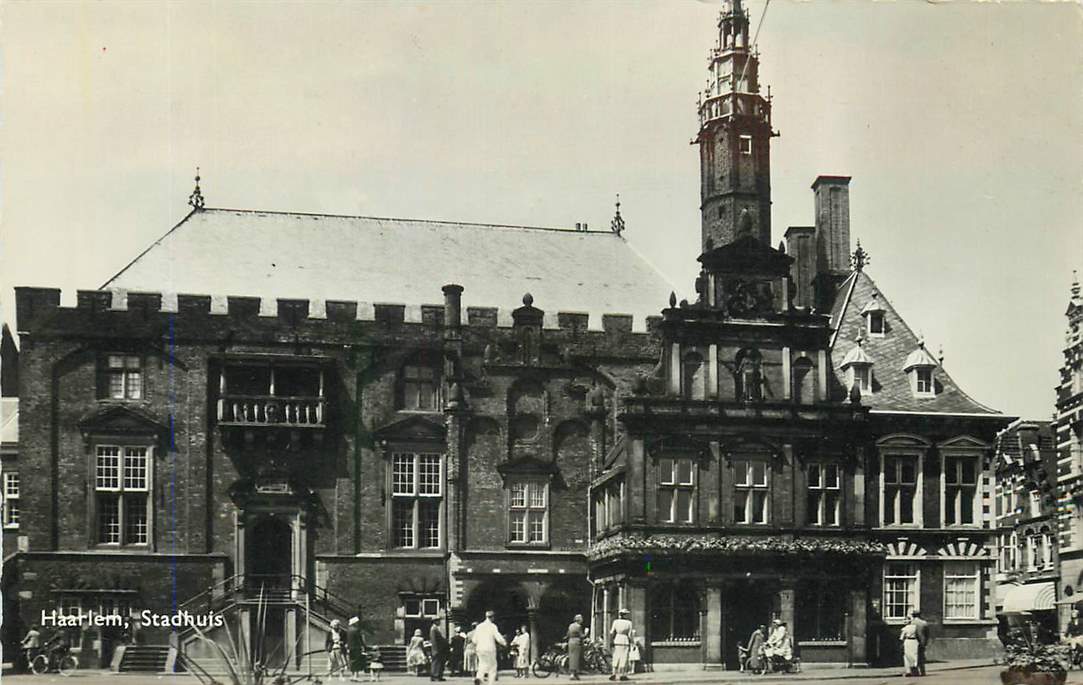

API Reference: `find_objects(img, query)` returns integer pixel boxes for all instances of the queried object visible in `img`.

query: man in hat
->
[471,610,506,685]
[763,619,791,669]
[609,608,634,681]
[566,614,584,680]
[908,609,930,676]
[429,617,449,682]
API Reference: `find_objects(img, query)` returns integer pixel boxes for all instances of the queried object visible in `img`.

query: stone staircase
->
[116,645,170,672]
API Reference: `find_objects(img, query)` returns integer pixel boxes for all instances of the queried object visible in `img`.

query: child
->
[629,636,641,675]
[366,647,383,682]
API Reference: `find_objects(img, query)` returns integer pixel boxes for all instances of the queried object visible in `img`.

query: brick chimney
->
[784,226,816,309]
[811,175,852,309]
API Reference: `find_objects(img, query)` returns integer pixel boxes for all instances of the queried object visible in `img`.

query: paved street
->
[1,662,1060,685]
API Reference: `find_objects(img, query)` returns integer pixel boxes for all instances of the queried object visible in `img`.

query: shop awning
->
[1001,582,1057,613]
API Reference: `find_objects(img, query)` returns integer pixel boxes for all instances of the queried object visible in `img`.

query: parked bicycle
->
[532,638,611,678]
[29,646,77,676]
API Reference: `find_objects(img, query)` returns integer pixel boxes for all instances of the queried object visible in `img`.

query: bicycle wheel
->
[30,654,49,675]
[531,658,552,679]
[58,655,77,677]
[596,653,611,673]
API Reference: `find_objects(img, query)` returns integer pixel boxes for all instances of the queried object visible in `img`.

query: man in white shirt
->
[609,608,634,681]
[471,610,507,685]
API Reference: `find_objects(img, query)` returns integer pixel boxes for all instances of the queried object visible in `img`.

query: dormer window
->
[100,354,143,400]
[903,341,939,398]
[860,293,887,338]
[399,351,443,411]
[840,336,873,396]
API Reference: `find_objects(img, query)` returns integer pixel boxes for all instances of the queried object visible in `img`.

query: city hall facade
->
[3,1,1011,672]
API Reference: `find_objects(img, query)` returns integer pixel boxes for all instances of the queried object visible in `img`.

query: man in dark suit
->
[909,609,930,676]
[429,617,449,682]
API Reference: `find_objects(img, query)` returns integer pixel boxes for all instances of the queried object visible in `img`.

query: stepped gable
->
[828,269,999,415]
[102,208,676,322]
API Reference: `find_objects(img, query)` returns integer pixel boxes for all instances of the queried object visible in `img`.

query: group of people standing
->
[326,615,384,682]
[741,619,793,672]
[563,609,640,682]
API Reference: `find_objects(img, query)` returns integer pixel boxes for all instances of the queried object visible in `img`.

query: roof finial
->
[937,345,945,365]
[611,194,625,236]
[850,240,869,272]
[188,167,205,210]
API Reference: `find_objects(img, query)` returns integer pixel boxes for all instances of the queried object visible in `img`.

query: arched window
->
[792,357,816,404]
[399,351,442,411]
[649,581,701,642]
[735,349,763,402]
[681,351,706,400]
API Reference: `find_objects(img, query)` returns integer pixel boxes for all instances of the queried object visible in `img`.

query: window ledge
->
[649,640,701,648]
[507,543,551,551]
[797,640,847,647]
[3,524,19,530]
[942,619,998,626]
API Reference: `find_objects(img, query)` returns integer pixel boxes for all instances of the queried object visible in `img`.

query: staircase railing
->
[178,573,352,625]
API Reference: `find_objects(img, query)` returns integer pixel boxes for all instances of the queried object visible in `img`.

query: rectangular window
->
[883,562,919,621]
[868,312,885,336]
[943,562,979,620]
[916,368,934,394]
[3,472,19,528]
[739,135,752,155]
[658,458,695,524]
[853,366,871,393]
[944,455,978,526]
[1030,492,1041,518]
[509,479,548,545]
[797,580,846,641]
[104,355,143,400]
[883,455,918,526]
[389,452,443,549]
[95,445,150,546]
[401,362,440,411]
[734,459,769,524]
[807,463,841,526]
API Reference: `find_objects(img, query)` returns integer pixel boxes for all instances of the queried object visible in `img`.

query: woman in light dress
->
[512,626,531,678]
[406,628,428,676]
[900,617,920,677]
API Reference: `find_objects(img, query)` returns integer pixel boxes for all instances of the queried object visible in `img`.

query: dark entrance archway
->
[248,515,293,587]
[536,578,592,654]
[463,578,530,639]
[723,579,776,670]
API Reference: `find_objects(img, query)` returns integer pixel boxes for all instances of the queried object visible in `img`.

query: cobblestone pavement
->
[0,661,1031,685]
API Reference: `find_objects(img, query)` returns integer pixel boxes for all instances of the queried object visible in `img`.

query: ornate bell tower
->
[697,0,775,252]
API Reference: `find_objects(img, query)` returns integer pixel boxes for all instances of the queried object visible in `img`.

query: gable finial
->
[188,167,205,210]
[850,240,869,272]
[938,345,945,365]
[611,193,625,236]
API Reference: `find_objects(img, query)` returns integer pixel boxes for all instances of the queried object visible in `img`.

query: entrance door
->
[246,515,293,670]
[248,516,293,588]
[724,581,775,670]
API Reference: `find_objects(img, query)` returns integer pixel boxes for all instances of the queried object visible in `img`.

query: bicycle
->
[29,646,77,676]
[531,643,568,678]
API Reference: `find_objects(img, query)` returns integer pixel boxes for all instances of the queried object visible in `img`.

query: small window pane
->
[659,489,674,522]
[753,491,768,523]
[392,454,415,495]
[752,461,767,486]
[676,490,693,524]
[825,464,839,488]
[511,511,526,542]
[392,500,414,548]
[418,454,441,496]
[676,459,693,485]
[734,461,749,486]
[659,458,674,485]
[511,482,527,508]
[808,465,821,488]
[530,483,546,508]
[404,598,421,616]
[98,493,121,543]
[125,494,148,544]
[97,447,121,490]
[123,448,149,490]
[419,500,440,548]
[422,599,440,616]
[529,512,545,542]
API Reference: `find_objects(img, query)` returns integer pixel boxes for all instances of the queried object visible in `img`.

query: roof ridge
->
[100,208,201,289]
[198,207,620,235]
[851,270,1001,415]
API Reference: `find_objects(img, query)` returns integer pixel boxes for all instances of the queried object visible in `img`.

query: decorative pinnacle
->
[522,293,534,307]
[611,194,626,236]
[669,291,677,308]
[938,346,945,365]
[850,240,869,272]
[188,167,205,210]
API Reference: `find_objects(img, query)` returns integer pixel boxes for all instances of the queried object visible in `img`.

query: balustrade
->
[217,394,326,427]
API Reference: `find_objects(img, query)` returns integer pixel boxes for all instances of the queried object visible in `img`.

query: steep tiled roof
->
[102,208,677,322]
[829,270,1000,415]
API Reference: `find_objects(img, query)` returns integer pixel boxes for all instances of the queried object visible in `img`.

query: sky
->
[0,0,1079,420]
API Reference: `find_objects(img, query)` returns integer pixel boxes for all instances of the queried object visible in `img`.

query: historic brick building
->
[5,0,1013,673]
[1055,275,1083,629]
[993,420,1059,635]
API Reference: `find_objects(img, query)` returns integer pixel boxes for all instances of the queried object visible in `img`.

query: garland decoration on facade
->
[587,532,886,561]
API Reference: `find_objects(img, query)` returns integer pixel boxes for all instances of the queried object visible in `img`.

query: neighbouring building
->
[5,0,1013,673]
[993,420,1059,637]
[1056,275,1083,631]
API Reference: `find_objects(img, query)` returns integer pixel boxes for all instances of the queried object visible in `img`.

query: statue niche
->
[719,278,776,317]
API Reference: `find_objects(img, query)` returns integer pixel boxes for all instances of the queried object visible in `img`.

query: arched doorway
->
[536,579,592,653]
[463,578,531,637]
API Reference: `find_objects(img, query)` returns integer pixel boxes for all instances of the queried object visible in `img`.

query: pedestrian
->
[429,618,449,682]
[450,626,466,677]
[900,616,919,677]
[347,615,369,682]
[511,625,530,678]
[325,618,347,681]
[20,624,42,671]
[367,647,384,682]
[628,635,641,674]
[909,609,930,677]
[566,614,584,681]
[407,628,428,676]
[744,624,766,673]
[464,622,479,676]
[472,610,507,685]
[609,608,633,681]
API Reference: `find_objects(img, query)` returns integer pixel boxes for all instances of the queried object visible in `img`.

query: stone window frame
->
[657,456,696,525]
[805,462,842,527]
[866,311,885,337]
[942,454,981,528]
[506,477,550,548]
[942,561,981,621]
[732,457,770,525]
[648,580,702,645]
[738,135,753,156]
[87,437,155,550]
[397,350,443,413]
[2,470,19,529]
[882,562,920,624]
[877,435,929,530]
[386,449,445,552]
[937,436,990,530]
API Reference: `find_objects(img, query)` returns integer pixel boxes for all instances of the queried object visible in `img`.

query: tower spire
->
[697,0,775,252]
